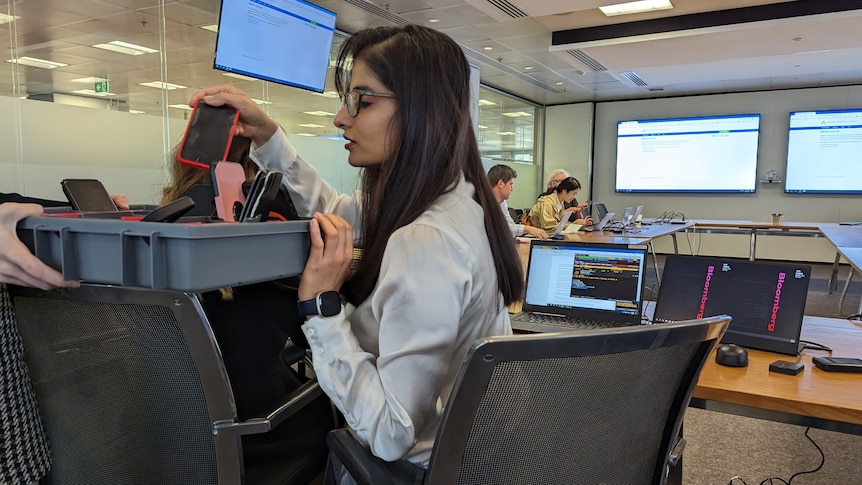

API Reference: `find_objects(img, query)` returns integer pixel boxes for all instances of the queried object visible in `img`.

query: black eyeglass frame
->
[343,88,397,117]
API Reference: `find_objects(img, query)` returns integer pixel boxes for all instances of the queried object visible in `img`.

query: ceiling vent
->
[485,0,529,19]
[461,46,564,94]
[619,70,648,87]
[341,0,409,26]
[566,49,607,72]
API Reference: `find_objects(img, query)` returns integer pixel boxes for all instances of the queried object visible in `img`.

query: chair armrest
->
[668,436,686,467]
[213,379,323,436]
[326,429,400,485]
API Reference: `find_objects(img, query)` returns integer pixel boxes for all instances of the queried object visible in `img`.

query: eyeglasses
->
[343,88,397,117]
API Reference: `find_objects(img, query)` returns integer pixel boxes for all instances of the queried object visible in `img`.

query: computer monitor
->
[654,255,811,355]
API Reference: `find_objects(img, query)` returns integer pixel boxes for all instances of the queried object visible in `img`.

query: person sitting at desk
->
[190,24,523,480]
[487,164,548,239]
[529,176,591,233]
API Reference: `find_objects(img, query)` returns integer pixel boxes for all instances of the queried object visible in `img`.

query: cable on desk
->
[844,313,862,322]
[728,476,748,485]
[798,340,832,353]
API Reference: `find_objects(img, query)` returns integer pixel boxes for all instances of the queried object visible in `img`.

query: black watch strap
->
[297,291,342,318]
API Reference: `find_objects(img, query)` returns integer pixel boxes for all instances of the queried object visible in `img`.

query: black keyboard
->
[512,312,634,330]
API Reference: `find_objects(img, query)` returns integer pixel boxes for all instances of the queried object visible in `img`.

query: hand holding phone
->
[178,100,240,170]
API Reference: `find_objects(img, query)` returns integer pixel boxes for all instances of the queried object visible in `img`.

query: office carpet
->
[642,257,862,484]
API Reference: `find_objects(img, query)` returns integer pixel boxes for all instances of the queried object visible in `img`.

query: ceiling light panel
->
[139,81,187,90]
[6,57,68,69]
[600,0,673,17]
[92,41,159,55]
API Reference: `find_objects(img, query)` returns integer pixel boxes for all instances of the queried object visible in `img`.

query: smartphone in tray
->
[177,100,240,170]
[60,178,118,212]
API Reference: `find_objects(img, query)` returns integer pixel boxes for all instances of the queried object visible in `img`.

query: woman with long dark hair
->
[190,24,523,471]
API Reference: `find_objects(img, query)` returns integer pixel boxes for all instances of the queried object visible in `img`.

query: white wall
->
[544,103,594,201]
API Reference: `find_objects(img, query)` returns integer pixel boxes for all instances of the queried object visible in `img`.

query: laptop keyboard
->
[512,312,635,330]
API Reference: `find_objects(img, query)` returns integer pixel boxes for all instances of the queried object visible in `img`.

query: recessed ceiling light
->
[316,91,340,98]
[294,133,316,137]
[428,18,440,23]
[478,124,488,129]
[92,40,158,56]
[495,131,516,136]
[222,72,258,81]
[502,111,533,118]
[299,123,325,128]
[129,110,146,114]
[139,81,187,90]
[555,81,564,85]
[483,46,493,51]
[168,104,194,110]
[201,24,218,33]
[0,13,20,25]
[70,89,115,97]
[524,66,533,70]
[303,110,336,117]
[251,98,273,105]
[6,56,68,69]
[71,76,109,83]
[478,99,496,106]
[600,0,673,17]
[319,135,346,140]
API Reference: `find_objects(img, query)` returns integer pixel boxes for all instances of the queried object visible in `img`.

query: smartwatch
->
[297,291,342,318]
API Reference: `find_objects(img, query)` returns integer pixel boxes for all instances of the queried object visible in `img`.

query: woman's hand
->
[298,213,354,302]
[189,85,280,147]
[0,203,79,289]
[575,216,593,226]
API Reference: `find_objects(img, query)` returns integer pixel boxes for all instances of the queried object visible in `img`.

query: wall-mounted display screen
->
[785,108,862,194]
[615,114,761,193]
[214,0,336,93]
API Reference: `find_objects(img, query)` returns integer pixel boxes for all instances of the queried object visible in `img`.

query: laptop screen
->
[523,241,647,323]
[654,255,811,355]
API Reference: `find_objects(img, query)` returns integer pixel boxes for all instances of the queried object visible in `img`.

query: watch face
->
[317,291,342,317]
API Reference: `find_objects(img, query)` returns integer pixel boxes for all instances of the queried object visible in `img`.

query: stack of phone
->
[238,171,283,222]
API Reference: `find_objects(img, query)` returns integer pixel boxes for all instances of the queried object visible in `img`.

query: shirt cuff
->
[301,307,359,363]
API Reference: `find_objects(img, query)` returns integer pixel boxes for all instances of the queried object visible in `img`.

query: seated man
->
[487,165,547,239]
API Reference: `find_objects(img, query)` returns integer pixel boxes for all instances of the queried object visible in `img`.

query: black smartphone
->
[240,171,284,222]
[141,196,195,223]
[178,100,240,170]
[60,179,118,212]
[812,356,862,373]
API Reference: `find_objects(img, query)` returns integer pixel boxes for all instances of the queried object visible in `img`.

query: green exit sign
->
[94,81,109,93]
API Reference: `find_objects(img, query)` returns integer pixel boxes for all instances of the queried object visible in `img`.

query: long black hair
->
[335,25,523,306]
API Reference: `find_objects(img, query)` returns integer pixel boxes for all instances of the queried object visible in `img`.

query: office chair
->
[326,316,731,485]
[9,284,330,484]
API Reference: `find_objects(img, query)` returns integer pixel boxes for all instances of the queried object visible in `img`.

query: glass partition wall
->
[1,0,541,206]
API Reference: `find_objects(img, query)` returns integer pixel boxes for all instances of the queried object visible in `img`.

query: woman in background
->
[529,176,591,233]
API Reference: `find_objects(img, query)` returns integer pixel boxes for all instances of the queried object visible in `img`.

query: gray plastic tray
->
[17,216,310,292]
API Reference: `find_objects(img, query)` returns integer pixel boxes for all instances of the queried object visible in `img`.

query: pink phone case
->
[212,161,247,222]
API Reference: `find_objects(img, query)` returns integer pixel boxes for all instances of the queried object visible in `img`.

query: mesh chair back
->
[10,285,242,484]
[426,316,729,485]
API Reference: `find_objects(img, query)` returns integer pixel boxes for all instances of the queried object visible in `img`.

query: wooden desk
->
[692,315,862,435]
[818,224,862,295]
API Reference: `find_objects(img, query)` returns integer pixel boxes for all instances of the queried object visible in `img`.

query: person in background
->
[191,23,523,480]
[537,168,589,212]
[529,176,592,233]
[487,164,547,239]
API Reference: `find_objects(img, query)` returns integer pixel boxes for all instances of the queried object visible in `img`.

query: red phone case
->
[177,99,240,170]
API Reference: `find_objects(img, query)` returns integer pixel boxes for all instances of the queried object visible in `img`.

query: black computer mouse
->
[715,344,749,367]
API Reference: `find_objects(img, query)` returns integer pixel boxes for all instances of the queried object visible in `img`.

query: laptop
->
[582,212,615,232]
[549,212,573,240]
[587,202,608,226]
[511,240,649,333]
[618,207,633,228]
[629,205,644,226]
[653,255,811,355]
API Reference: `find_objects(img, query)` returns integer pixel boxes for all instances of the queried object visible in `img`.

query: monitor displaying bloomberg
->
[214,0,336,93]
[615,114,761,193]
[785,108,862,194]
[653,255,811,355]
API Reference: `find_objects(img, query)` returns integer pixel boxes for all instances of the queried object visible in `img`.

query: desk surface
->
[693,315,862,431]
[692,219,822,230]
[819,224,862,248]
